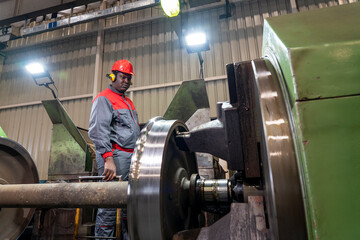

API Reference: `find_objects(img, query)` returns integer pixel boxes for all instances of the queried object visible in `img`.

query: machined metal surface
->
[163,79,213,180]
[252,58,307,239]
[226,61,261,178]
[0,137,39,240]
[0,181,128,208]
[176,101,243,170]
[128,117,198,240]
[173,200,267,240]
[196,179,231,205]
[194,178,232,214]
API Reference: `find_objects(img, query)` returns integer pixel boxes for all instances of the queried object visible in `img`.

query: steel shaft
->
[0,182,128,208]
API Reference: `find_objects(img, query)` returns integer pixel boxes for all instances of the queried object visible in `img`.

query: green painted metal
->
[48,124,86,178]
[262,3,360,240]
[42,99,92,178]
[263,2,360,102]
[297,96,360,240]
[164,79,210,122]
[0,126,7,138]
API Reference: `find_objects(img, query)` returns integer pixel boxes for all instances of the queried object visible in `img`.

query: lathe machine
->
[1,3,360,240]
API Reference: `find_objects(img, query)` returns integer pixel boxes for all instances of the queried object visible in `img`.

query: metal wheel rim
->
[128,117,198,240]
[0,137,39,240]
[252,58,307,239]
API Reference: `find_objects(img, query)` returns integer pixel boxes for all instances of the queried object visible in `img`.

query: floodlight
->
[161,0,180,17]
[185,32,207,46]
[25,63,45,74]
[25,62,58,99]
[184,31,210,80]
[184,32,210,53]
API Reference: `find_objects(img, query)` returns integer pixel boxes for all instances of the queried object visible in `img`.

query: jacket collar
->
[109,84,124,95]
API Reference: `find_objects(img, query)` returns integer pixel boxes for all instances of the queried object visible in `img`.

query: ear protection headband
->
[106,73,133,85]
[106,73,116,82]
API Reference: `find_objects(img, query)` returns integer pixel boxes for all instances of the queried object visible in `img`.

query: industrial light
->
[25,62,45,74]
[185,32,207,46]
[184,31,210,80]
[184,32,210,53]
[25,62,58,99]
[160,0,180,17]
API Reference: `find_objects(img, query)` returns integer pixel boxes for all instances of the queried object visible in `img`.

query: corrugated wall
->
[1,35,96,105]
[0,0,356,179]
[0,31,96,179]
[101,0,290,120]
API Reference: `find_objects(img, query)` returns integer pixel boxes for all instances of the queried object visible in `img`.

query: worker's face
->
[113,72,132,93]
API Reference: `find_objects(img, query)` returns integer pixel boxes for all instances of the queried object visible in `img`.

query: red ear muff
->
[106,73,116,82]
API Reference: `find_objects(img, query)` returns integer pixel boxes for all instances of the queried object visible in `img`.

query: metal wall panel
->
[102,0,293,121]
[0,26,96,179]
[61,98,93,130]
[0,0,17,21]
[19,0,62,15]
[8,21,97,49]
[0,104,52,180]
[0,98,92,180]
[0,0,356,179]
[0,0,101,22]
[1,34,96,105]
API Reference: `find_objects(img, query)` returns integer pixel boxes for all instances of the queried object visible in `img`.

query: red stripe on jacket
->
[93,88,136,110]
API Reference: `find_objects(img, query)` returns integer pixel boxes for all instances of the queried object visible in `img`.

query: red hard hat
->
[111,59,134,75]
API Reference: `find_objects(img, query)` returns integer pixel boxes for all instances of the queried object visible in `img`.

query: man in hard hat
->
[89,59,140,239]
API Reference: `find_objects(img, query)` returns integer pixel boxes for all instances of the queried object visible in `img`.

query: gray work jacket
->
[89,84,140,160]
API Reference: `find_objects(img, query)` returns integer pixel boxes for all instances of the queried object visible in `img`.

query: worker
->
[89,59,140,239]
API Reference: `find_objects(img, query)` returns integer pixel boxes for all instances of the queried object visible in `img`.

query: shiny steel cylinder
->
[0,182,128,208]
[196,179,232,204]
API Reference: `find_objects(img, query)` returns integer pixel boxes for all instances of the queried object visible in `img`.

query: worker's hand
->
[103,156,116,181]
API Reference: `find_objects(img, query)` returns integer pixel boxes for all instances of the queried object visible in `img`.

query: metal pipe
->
[0,182,128,208]
[78,175,122,181]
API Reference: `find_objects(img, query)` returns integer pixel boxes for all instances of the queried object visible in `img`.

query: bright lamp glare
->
[26,63,45,74]
[185,32,207,46]
[161,0,180,17]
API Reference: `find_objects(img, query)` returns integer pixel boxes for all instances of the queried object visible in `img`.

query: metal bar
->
[116,176,122,240]
[92,4,105,100]
[0,93,92,110]
[79,175,122,181]
[0,182,128,208]
[73,208,81,240]
[116,208,121,239]
[233,61,261,177]
[77,236,117,239]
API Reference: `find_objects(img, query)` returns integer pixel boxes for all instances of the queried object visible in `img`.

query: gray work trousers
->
[95,149,132,240]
